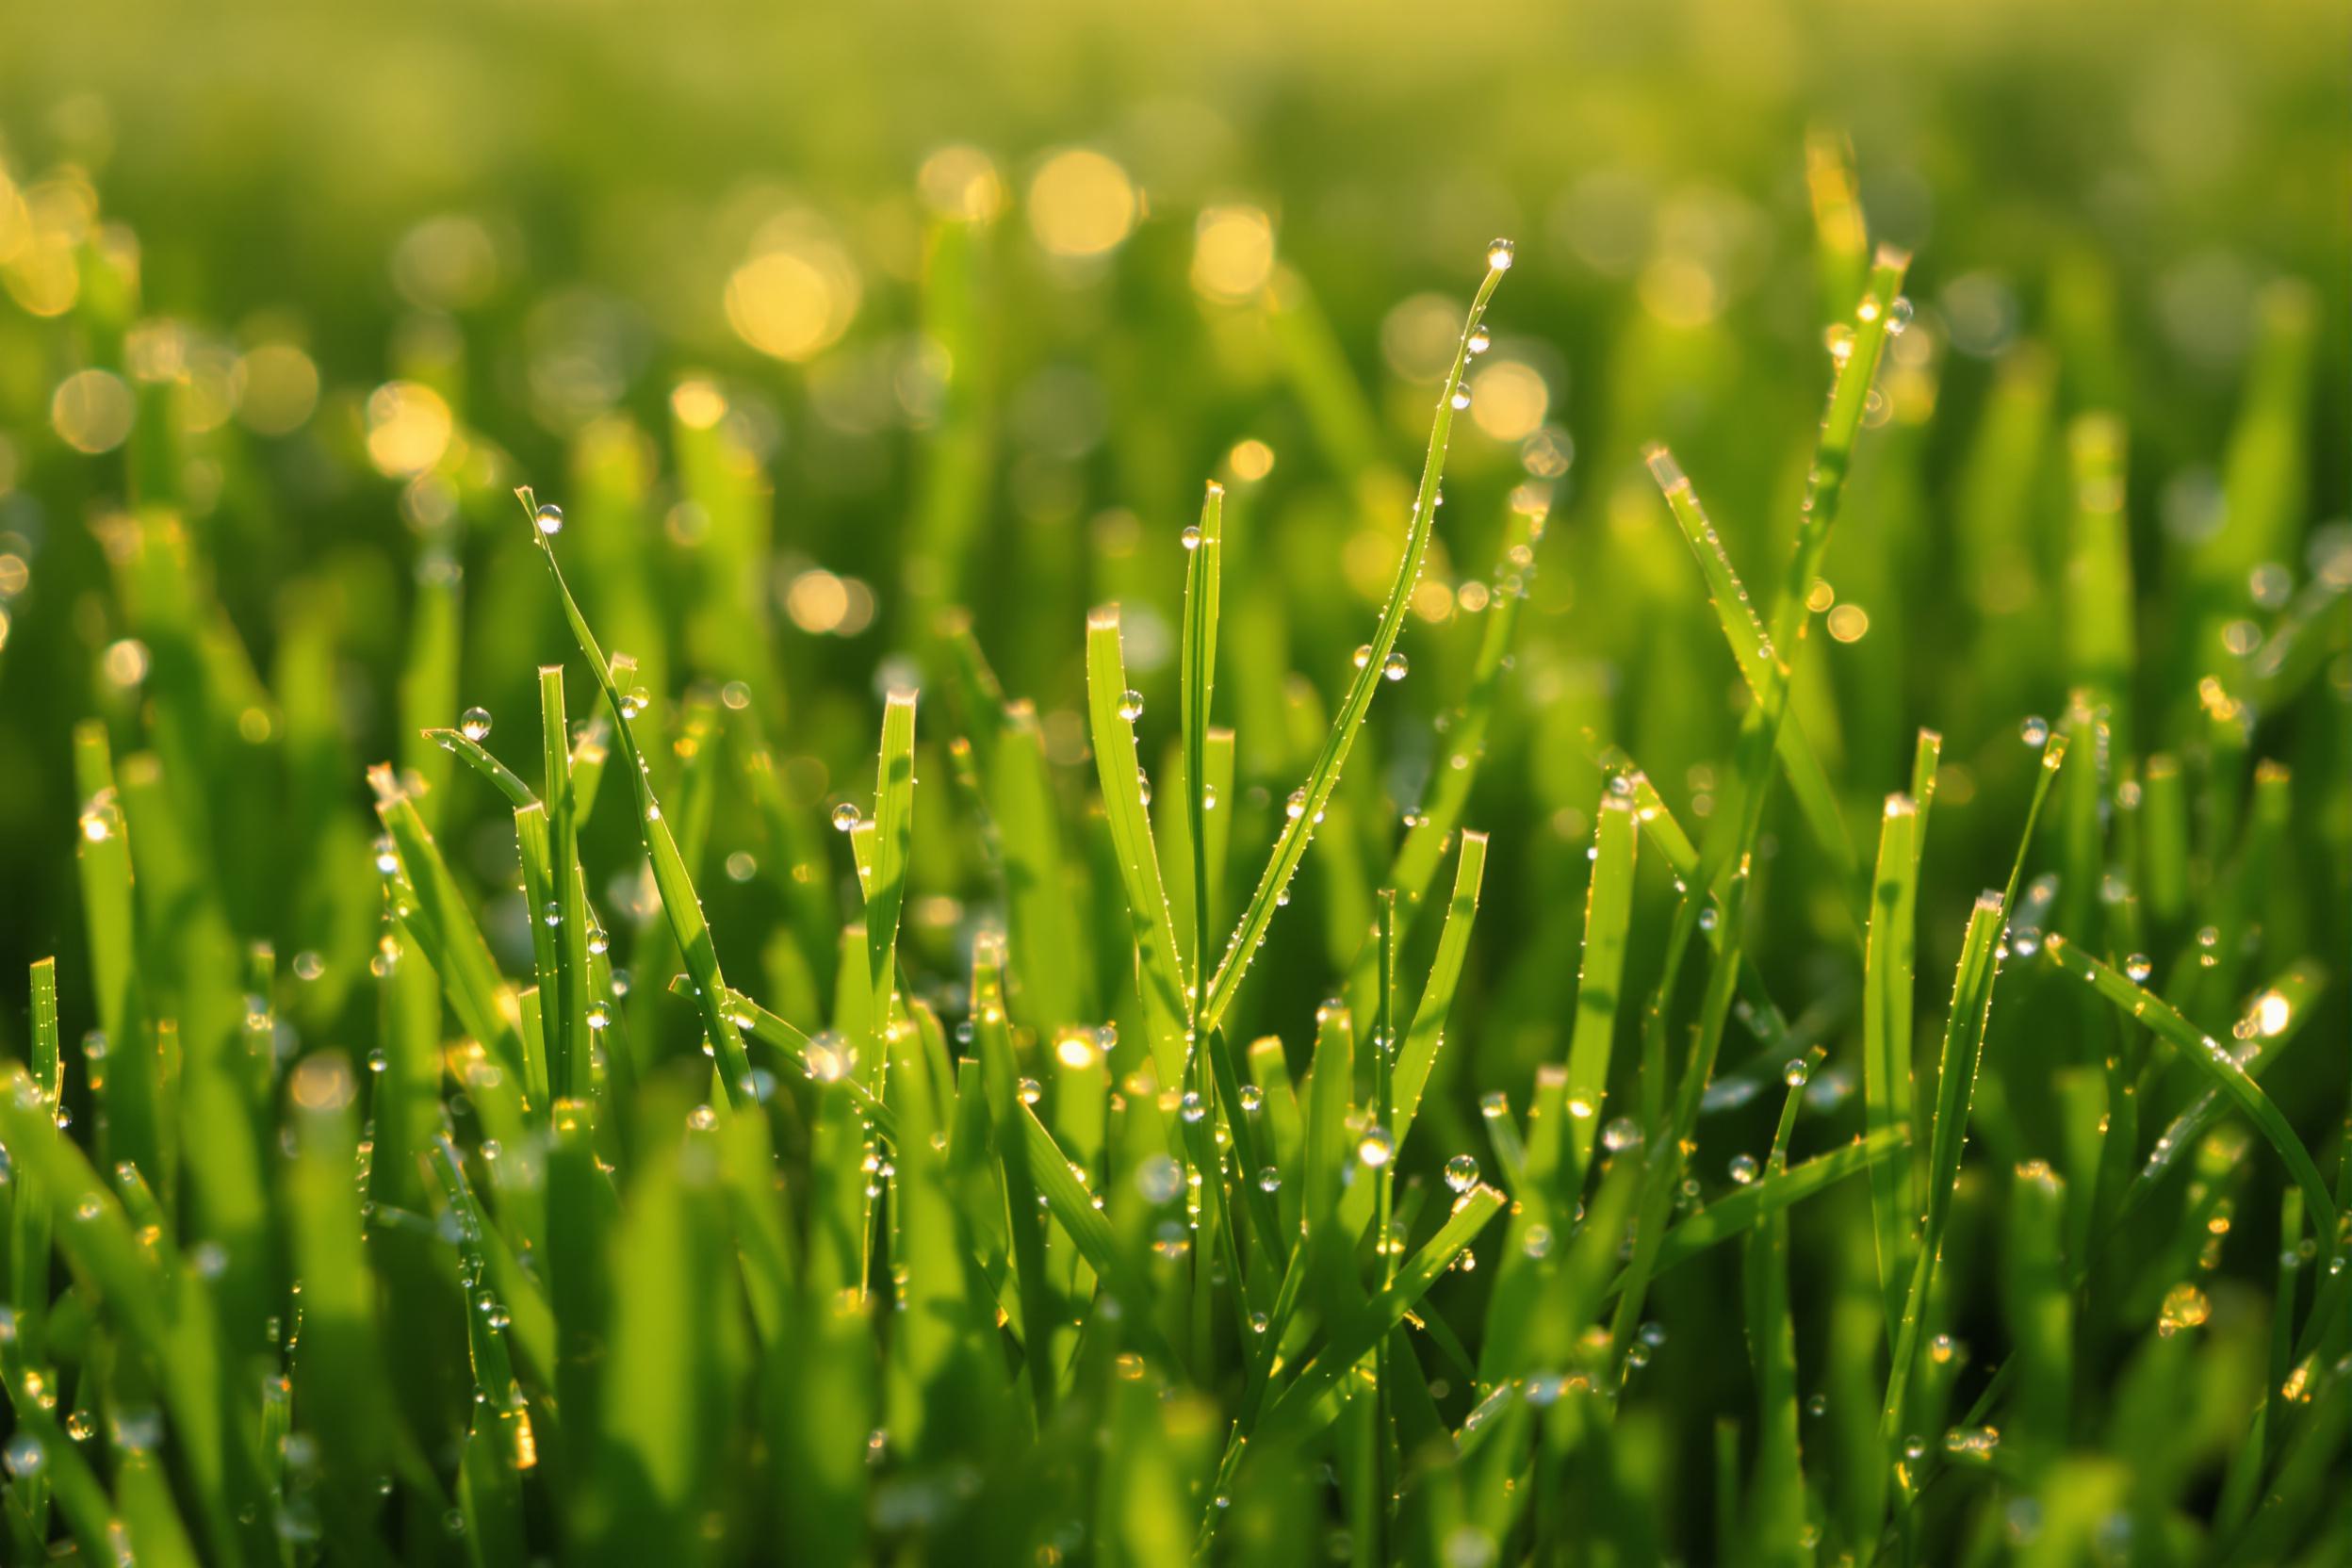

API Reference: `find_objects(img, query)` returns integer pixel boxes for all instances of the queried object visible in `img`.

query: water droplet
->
[1181,525,1202,550]
[1179,1091,1206,1124]
[831,802,862,832]
[1118,689,1145,723]
[2124,954,2152,984]
[533,502,564,536]
[1486,237,1515,271]
[1256,1166,1282,1194]
[1467,325,1492,355]
[1728,1153,1759,1185]
[541,900,562,928]
[4,1434,42,1478]
[586,1002,612,1031]
[1782,1058,1809,1088]
[1444,1153,1480,1193]
[459,707,492,743]
[1600,1117,1642,1153]
[2020,715,2050,747]
[1450,384,1472,411]
[1825,324,1856,366]
[1352,644,1375,671]
[1238,1085,1263,1112]
[1356,1126,1395,1168]
[1886,297,1914,335]
[1381,651,1409,682]
[1285,789,1309,821]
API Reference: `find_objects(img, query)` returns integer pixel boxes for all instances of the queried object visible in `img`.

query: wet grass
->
[0,122,2348,1568]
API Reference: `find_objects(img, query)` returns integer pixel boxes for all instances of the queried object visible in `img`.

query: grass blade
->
[1200,245,1511,1038]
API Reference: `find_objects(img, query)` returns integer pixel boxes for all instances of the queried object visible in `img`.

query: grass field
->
[0,4,2347,1564]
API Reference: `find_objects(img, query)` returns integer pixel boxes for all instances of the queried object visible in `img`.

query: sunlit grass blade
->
[520,487,756,1105]
[1561,798,1636,1200]
[2002,1159,2069,1467]
[1878,890,2005,1481]
[1200,246,1511,1038]
[1254,1183,1505,1446]
[972,934,1057,1416]
[1085,607,1190,1083]
[1862,792,1920,1341]
[539,665,592,1104]
[1645,444,1862,922]
[2039,934,2337,1243]
[1180,479,1224,993]
[418,727,536,810]
[858,690,918,1074]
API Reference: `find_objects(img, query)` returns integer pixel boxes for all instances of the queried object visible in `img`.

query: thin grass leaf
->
[419,727,536,810]
[1630,1127,1913,1281]
[520,487,757,1106]
[1646,444,1862,921]
[2039,934,2337,1242]
[1180,479,1225,993]
[1561,798,1636,1200]
[1200,247,1511,1038]
[1862,792,1921,1342]
[1085,607,1191,1085]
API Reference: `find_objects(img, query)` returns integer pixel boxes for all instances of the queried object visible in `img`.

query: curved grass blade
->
[518,487,755,1107]
[2039,934,2336,1240]
[1200,245,1511,1039]
[1255,1184,1506,1446]
[418,727,535,810]
[1627,1126,1912,1282]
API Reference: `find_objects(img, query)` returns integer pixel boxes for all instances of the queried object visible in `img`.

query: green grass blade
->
[1645,444,1862,918]
[1632,1127,1912,1281]
[2039,933,2337,1243]
[1862,792,1921,1342]
[520,487,756,1106]
[1562,798,1637,1200]
[859,690,918,1071]
[1180,480,1225,996]
[420,727,536,810]
[1200,246,1511,1038]
[1085,607,1191,1084]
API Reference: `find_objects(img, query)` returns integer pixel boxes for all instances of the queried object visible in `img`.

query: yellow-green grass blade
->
[398,541,464,829]
[1254,1184,1505,1446]
[2001,1160,2069,1469]
[972,934,1057,1418]
[0,1064,275,1565]
[2039,934,2337,1247]
[1015,1102,1181,1371]
[1646,444,1862,923]
[1200,246,1511,1039]
[1878,890,2006,1477]
[858,690,919,1079]
[371,771,526,1083]
[539,665,593,1104]
[419,727,536,810]
[1341,499,1544,1030]
[905,207,998,629]
[520,487,756,1106]
[285,1054,420,1552]
[1179,480,1225,995]
[1561,797,1637,1200]
[1085,607,1191,1084]
[2063,414,2135,749]
[1862,792,1921,1342]
[11,960,60,1368]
